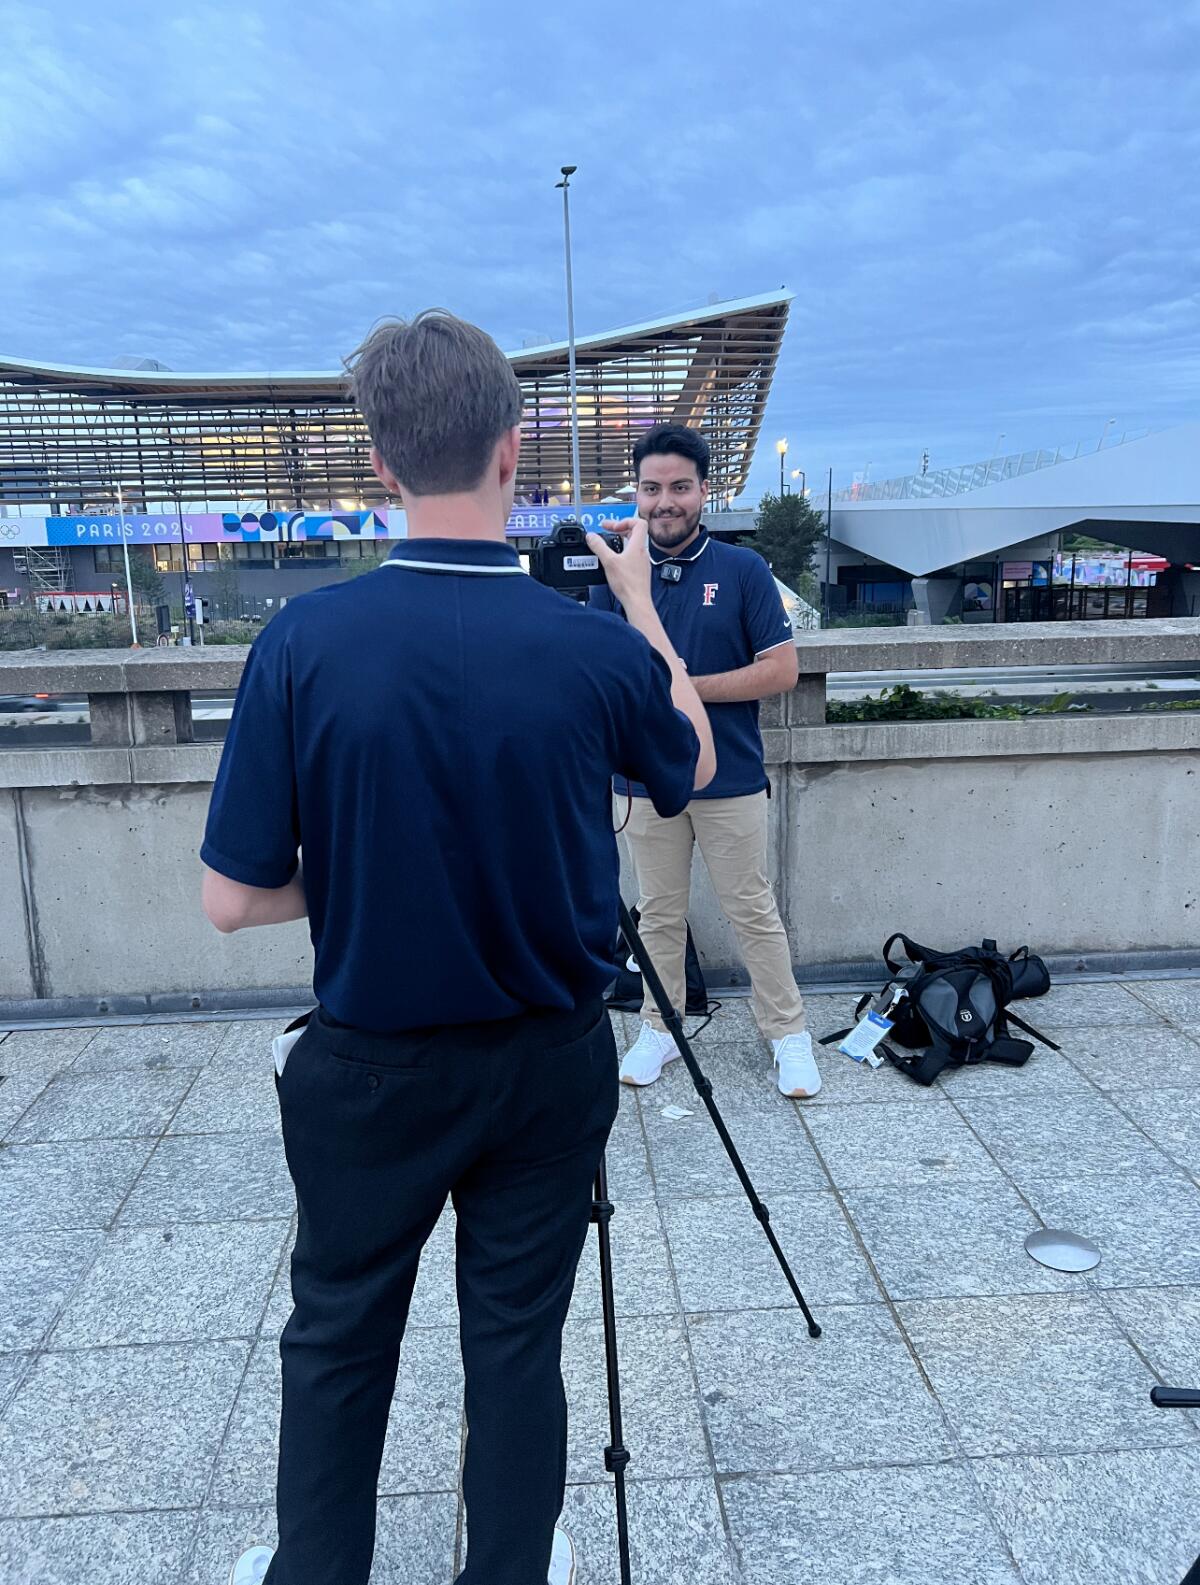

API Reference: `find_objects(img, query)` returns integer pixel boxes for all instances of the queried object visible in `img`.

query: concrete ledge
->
[794,616,1200,674]
[131,745,224,783]
[3,619,1197,693]
[0,646,250,692]
[0,747,134,788]
[789,711,1200,763]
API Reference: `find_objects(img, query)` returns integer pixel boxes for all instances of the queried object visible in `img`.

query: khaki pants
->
[622,790,806,1041]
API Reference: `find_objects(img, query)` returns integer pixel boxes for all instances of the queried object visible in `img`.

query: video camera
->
[528,518,623,597]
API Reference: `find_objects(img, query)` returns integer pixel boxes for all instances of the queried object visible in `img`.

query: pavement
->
[1,980,1200,1584]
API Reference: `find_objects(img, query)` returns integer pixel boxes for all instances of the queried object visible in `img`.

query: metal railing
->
[833,430,1151,504]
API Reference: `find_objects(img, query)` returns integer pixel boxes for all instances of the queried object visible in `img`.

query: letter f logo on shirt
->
[702,583,719,606]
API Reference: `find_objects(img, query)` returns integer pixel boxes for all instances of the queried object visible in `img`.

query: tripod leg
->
[618,899,821,1339]
[592,1154,633,1585]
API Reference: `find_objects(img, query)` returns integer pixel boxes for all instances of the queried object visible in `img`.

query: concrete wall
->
[2,783,312,1004]
[1,625,1198,1011]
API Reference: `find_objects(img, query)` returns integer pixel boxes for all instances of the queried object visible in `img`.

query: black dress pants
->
[263,998,618,1585]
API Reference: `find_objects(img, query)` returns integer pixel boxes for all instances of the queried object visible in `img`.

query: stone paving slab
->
[973,1446,1200,1585]
[842,1180,1078,1302]
[49,1221,288,1349]
[558,1477,736,1585]
[0,1028,99,1073]
[687,1303,953,1474]
[7,1068,198,1144]
[563,1317,709,1484]
[0,1340,249,1516]
[723,1464,1022,1584]
[0,1139,154,1231]
[897,1293,1195,1459]
[72,1024,228,1075]
[0,1511,199,1585]
[167,1063,282,1138]
[0,1230,106,1351]
[1127,980,1200,1027]
[1,992,1199,1583]
[659,1190,879,1311]
[1058,1026,1200,1092]
[117,1133,294,1225]
[1021,1173,1200,1288]
[957,1093,1181,1192]
[804,1097,1007,1188]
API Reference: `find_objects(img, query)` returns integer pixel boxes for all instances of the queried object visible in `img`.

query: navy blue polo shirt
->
[589,526,793,799]
[201,538,699,1032]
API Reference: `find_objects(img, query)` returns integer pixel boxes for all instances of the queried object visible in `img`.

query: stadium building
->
[0,293,789,615]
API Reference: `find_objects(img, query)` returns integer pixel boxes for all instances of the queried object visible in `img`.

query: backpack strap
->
[1004,1009,1062,1051]
[882,934,937,974]
[819,992,876,1048]
[982,1036,1034,1067]
[883,1041,949,1086]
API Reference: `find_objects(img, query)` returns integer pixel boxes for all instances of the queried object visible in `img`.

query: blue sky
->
[3,0,1197,494]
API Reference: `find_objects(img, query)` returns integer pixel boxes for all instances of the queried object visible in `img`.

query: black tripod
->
[588,900,822,1585]
[1151,1386,1200,1583]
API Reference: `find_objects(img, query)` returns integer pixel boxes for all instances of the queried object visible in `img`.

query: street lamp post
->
[791,467,806,495]
[555,165,583,512]
[775,437,788,496]
[115,479,139,647]
[822,466,833,627]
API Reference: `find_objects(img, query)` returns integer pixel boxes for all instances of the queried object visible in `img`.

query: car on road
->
[0,693,63,712]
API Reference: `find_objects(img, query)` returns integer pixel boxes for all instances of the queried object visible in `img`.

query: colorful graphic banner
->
[43,508,396,546]
[504,503,636,537]
[2,500,637,548]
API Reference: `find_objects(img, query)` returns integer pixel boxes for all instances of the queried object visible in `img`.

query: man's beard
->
[648,505,702,551]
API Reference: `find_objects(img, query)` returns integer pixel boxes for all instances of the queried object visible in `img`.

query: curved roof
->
[0,292,791,507]
[0,290,791,394]
[828,424,1200,573]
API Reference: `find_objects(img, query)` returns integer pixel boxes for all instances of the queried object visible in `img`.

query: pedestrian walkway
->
[1,981,1199,1583]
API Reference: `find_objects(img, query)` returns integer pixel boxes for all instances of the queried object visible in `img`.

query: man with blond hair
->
[201,311,713,1585]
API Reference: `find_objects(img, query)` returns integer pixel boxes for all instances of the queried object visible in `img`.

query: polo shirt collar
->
[384,538,523,575]
[648,524,710,567]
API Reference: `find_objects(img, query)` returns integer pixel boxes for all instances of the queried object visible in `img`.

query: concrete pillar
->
[788,674,827,726]
[912,576,962,625]
[88,691,193,745]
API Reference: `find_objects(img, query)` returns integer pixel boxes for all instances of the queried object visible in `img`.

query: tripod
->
[589,900,822,1585]
[1151,1386,1200,1584]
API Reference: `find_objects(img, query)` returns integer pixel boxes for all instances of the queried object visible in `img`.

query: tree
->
[124,547,165,608]
[741,490,826,595]
[212,553,243,620]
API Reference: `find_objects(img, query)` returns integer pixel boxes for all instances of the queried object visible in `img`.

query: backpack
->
[821,933,1059,1086]
[606,907,713,1018]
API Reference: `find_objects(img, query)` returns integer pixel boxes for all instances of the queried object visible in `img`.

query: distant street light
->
[791,467,806,495]
[991,432,1006,463]
[554,165,582,510]
[1098,417,1116,452]
[775,437,788,495]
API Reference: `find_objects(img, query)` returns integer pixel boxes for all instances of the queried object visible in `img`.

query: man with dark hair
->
[202,313,714,1585]
[591,422,821,1099]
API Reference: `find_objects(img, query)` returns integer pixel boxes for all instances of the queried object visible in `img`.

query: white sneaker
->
[549,1527,577,1585]
[772,1031,822,1098]
[619,1021,679,1087]
[229,1546,274,1585]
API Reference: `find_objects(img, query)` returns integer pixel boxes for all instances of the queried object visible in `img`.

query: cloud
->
[0,0,1196,492]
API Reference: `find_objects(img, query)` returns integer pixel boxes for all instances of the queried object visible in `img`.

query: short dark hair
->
[345,310,523,495]
[632,423,710,483]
